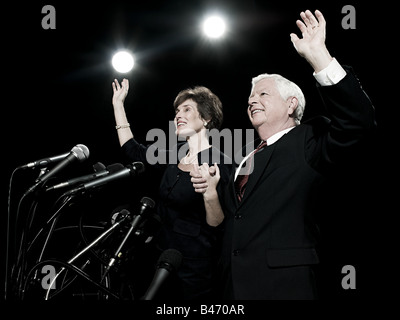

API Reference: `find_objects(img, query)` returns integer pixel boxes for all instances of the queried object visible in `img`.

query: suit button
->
[235,214,242,219]
[232,250,240,256]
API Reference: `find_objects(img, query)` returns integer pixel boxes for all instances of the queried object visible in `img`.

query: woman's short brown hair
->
[173,86,223,130]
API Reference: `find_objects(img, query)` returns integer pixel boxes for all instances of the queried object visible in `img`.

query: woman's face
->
[174,99,205,137]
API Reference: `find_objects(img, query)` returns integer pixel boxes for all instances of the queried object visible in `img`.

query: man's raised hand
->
[290,10,333,73]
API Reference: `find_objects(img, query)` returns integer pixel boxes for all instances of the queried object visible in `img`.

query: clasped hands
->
[190,163,220,195]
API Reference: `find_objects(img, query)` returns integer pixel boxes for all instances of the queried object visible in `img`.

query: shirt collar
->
[266,126,296,145]
[234,126,296,181]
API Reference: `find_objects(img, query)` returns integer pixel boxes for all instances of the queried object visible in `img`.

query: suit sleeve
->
[305,66,377,173]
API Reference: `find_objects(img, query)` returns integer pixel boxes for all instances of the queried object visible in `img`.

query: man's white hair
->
[251,73,306,125]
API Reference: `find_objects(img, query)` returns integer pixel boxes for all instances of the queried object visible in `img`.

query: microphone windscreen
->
[107,163,125,174]
[141,196,156,209]
[157,249,183,272]
[93,162,106,172]
[132,161,145,174]
[73,144,90,161]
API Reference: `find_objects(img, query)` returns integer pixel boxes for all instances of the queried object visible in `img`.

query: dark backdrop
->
[2,0,394,302]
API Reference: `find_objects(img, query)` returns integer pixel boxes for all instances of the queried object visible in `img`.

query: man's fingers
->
[300,11,312,28]
[290,33,300,43]
[314,10,326,27]
[193,182,208,189]
[296,19,307,35]
[191,176,206,183]
[190,172,202,179]
[194,188,207,194]
[305,10,318,27]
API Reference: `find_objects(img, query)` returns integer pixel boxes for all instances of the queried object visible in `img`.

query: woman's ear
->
[202,119,210,128]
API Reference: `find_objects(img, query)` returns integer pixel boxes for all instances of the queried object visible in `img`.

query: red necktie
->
[234,141,267,201]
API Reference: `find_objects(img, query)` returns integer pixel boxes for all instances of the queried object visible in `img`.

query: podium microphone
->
[104,197,155,276]
[46,162,123,191]
[142,249,183,300]
[65,162,144,195]
[24,144,90,194]
[20,152,70,169]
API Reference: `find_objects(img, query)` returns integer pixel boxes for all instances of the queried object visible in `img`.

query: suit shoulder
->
[301,115,330,127]
[300,116,330,134]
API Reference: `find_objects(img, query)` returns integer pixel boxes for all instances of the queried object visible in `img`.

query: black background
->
[2,0,395,304]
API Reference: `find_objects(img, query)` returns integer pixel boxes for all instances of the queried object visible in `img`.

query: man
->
[191,10,376,299]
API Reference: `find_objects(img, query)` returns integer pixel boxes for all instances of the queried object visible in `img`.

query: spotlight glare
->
[112,51,135,73]
[203,15,226,39]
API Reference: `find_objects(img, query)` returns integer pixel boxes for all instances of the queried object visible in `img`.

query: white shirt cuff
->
[313,58,347,86]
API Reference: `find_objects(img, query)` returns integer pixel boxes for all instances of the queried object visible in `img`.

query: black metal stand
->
[39,210,131,300]
[7,162,153,301]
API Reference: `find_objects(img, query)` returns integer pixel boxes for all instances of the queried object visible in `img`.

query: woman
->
[111,79,231,300]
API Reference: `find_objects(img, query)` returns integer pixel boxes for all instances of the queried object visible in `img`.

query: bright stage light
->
[112,51,135,73]
[202,15,226,39]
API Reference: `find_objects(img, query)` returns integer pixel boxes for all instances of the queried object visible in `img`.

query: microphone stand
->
[9,167,51,299]
[102,213,144,281]
[69,210,130,265]
[14,190,77,299]
[43,210,131,300]
[102,197,155,281]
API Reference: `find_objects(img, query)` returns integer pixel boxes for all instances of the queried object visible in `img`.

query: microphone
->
[46,163,124,191]
[134,213,162,244]
[25,144,90,194]
[20,151,70,169]
[66,161,145,194]
[36,144,89,182]
[104,197,155,276]
[142,249,183,300]
[92,162,106,172]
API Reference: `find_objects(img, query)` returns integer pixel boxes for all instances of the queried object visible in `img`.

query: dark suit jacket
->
[220,67,376,300]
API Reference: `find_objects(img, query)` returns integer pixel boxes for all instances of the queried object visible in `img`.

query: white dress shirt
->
[313,58,346,86]
[234,127,295,181]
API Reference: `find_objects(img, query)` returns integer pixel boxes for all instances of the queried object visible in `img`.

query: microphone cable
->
[5,166,23,300]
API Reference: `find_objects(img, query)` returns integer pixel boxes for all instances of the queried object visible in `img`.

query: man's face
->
[247,78,291,130]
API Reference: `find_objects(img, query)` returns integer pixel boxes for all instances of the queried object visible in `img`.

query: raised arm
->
[290,10,333,73]
[290,10,376,171]
[112,78,134,146]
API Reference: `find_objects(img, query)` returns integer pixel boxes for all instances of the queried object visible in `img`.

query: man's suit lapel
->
[238,143,275,206]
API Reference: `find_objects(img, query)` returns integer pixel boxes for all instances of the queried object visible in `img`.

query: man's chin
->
[251,120,263,130]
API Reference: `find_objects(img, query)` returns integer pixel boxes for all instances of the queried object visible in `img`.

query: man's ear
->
[287,96,298,116]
